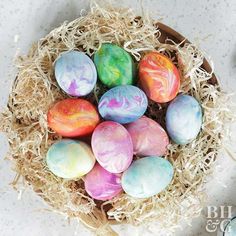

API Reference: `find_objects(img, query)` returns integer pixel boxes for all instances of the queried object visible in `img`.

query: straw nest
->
[0,2,235,236]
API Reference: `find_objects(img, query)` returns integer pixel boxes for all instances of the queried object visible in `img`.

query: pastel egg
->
[91,121,133,173]
[94,43,135,87]
[126,116,169,156]
[139,52,180,103]
[84,163,122,200]
[122,156,174,198]
[54,51,97,96]
[166,94,202,145]
[47,98,100,137]
[46,139,95,179]
[98,85,148,124]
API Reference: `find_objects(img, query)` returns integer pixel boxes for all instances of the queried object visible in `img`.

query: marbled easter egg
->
[84,163,122,200]
[122,156,174,198]
[126,116,169,156]
[46,139,95,179]
[47,98,100,137]
[166,94,202,145]
[139,52,180,103]
[54,51,97,96]
[98,85,148,124]
[224,217,236,236]
[94,43,135,87]
[91,121,133,173]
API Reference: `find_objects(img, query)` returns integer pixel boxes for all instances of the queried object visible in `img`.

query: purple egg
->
[84,163,122,200]
[91,121,133,173]
[54,51,97,96]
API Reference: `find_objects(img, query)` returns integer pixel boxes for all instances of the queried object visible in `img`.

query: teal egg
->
[46,139,95,179]
[121,156,174,198]
[94,43,136,87]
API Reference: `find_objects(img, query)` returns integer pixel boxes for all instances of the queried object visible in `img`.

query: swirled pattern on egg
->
[166,94,203,145]
[94,43,135,87]
[85,163,122,200]
[98,85,148,124]
[126,116,169,156]
[47,98,100,137]
[139,52,180,103]
[54,51,97,96]
[121,156,174,198]
[91,121,133,173]
[46,139,95,179]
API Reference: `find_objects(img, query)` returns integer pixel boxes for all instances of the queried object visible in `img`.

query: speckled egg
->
[98,85,148,124]
[54,51,97,96]
[47,98,100,137]
[166,94,203,145]
[91,121,133,173]
[84,163,122,200]
[121,156,174,198]
[46,139,95,179]
[126,116,169,156]
[94,43,135,87]
[139,52,180,103]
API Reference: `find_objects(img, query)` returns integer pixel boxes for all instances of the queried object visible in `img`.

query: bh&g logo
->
[206,206,233,233]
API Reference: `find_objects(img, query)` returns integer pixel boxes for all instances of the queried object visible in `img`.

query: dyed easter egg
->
[94,43,135,87]
[91,121,133,173]
[84,163,122,200]
[224,217,236,236]
[54,51,97,96]
[139,52,180,103]
[98,85,148,124]
[122,156,174,198]
[46,139,95,179]
[166,94,202,145]
[126,116,169,156]
[47,98,100,137]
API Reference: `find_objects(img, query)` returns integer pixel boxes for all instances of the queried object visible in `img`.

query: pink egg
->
[84,163,122,200]
[91,121,133,173]
[126,116,169,156]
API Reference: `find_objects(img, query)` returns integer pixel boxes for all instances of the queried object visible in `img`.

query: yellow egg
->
[46,139,95,179]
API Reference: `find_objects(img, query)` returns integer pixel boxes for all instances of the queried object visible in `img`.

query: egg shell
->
[98,85,148,124]
[224,217,236,236]
[166,94,202,145]
[139,52,180,103]
[121,156,174,198]
[84,163,122,200]
[94,43,136,87]
[46,139,95,179]
[47,98,100,137]
[54,51,97,96]
[126,116,169,156]
[91,121,133,173]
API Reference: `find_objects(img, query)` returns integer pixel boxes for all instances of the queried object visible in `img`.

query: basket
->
[0,3,233,236]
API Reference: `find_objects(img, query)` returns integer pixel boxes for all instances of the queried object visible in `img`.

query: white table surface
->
[0,1,236,236]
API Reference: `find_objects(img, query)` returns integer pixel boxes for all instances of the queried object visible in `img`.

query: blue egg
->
[98,85,148,124]
[54,51,97,97]
[166,94,202,145]
[121,156,174,198]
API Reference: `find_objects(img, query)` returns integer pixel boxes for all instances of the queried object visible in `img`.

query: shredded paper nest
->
[0,2,235,236]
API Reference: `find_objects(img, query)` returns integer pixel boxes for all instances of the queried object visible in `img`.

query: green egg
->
[94,43,136,87]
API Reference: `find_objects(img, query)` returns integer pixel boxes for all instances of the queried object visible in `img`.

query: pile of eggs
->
[46,43,203,200]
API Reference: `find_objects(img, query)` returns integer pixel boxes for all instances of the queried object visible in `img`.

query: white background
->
[0,0,236,235]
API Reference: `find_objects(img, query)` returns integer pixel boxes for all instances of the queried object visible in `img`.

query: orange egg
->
[139,52,180,103]
[47,98,100,137]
